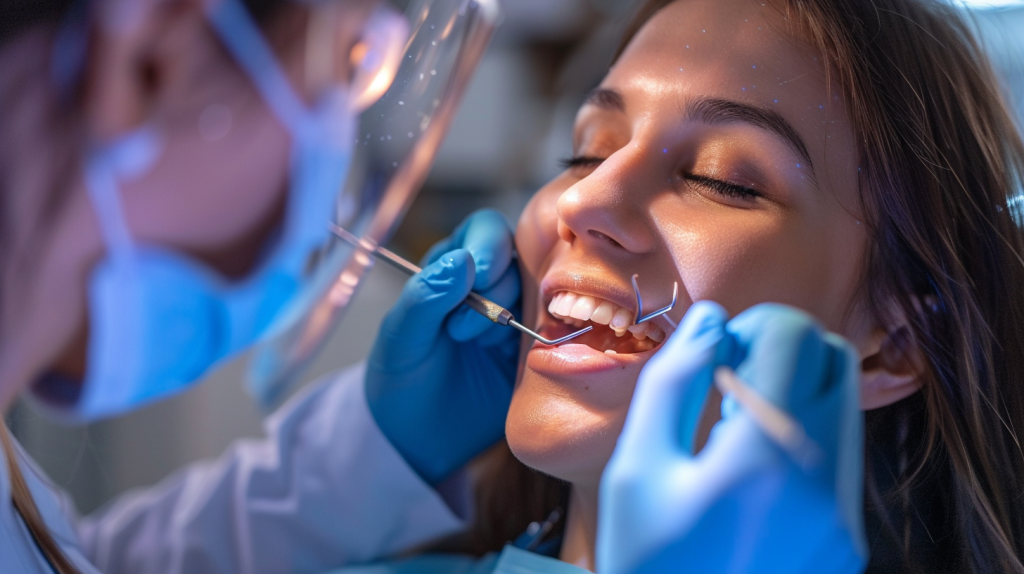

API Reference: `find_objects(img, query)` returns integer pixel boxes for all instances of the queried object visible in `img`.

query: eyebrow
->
[584,88,814,172]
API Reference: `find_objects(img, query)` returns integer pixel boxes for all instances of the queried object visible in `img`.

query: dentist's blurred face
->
[506,0,868,489]
[0,0,385,408]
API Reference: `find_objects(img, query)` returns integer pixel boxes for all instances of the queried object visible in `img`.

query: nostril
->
[588,229,624,249]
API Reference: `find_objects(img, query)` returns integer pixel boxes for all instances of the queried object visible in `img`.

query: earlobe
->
[859,326,923,410]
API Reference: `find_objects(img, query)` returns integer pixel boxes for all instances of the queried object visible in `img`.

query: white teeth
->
[591,301,615,325]
[628,322,650,340]
[631,321,666,342]
[610,307,633,335]
[569,296,598,320]
[547,290,668,345]
[554,292,578,317]
[548,293,563,316]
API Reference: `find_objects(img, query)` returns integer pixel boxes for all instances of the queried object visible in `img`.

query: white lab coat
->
[1,364,468,573]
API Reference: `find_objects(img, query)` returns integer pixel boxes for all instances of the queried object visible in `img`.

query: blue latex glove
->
[597,302,867,574]
[365,209,521,484]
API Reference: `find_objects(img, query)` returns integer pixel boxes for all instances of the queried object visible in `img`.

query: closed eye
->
[559,155,605,170]
[560,156,762,202]
[684,173,762,201]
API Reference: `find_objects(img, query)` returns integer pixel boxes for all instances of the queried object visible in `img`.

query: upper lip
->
[539,270,639,318]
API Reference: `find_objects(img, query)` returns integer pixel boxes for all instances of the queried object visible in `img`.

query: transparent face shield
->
[248,0,502,406]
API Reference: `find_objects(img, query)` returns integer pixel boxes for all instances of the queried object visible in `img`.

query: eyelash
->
[684,173,761,201]
[558,155,603,170]
[558,155,762,201]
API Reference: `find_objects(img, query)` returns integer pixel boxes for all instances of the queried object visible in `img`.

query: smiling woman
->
[508,0,871,566]
[425,0,1024,572]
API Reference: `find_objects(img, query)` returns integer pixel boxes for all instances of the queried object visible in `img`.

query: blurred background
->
[5,0,1024,516]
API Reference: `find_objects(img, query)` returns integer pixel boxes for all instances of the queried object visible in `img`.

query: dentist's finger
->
[447,263,522,343]
[422,209,515,292]
[369,249,474,371]
[460,209,515,291]
[422,236,454,266]
[724,304,832,420]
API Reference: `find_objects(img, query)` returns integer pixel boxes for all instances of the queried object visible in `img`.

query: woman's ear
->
[860,325,924,410]
[83,0,206,139]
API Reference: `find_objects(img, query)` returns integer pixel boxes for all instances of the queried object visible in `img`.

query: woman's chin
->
[505,369,635,487]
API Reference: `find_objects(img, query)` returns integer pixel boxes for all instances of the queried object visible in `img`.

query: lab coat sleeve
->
[76,362,469,574]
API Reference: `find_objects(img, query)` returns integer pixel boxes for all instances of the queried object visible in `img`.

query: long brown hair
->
[457,1,1024,572]
[764,1,1024,571]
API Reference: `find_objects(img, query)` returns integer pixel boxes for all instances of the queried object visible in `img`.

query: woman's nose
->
[556,146,660,255]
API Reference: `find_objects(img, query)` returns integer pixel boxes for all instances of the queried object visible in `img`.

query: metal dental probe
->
[632,274,679,324]
[328,223,593,346]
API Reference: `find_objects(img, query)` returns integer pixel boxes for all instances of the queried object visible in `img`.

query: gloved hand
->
[597,302,867,574]
[365,209,521,485]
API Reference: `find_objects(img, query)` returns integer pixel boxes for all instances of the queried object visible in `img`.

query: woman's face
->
[507,0,868,489]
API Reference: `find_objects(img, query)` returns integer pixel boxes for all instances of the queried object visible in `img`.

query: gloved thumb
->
[370,249,474,370]
[616,301,731,463]
[723,305,834,428]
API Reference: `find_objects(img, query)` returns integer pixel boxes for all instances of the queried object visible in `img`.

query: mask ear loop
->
[83,129,163,260]
[84,156,134,260]
[206,0,308,132]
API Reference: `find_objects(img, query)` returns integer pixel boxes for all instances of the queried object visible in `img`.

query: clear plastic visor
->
[248,0,502,406]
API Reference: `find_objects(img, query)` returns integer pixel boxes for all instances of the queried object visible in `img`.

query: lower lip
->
[526,341,655,376]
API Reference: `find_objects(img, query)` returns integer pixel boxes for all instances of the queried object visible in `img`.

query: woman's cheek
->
[515,181,567,277]
[660,209,799,311]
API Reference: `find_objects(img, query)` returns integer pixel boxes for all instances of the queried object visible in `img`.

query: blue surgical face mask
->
[43,0,395,421]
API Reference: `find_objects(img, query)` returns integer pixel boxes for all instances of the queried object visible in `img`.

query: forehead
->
[612,0,822,99]
[603,0,855,179]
